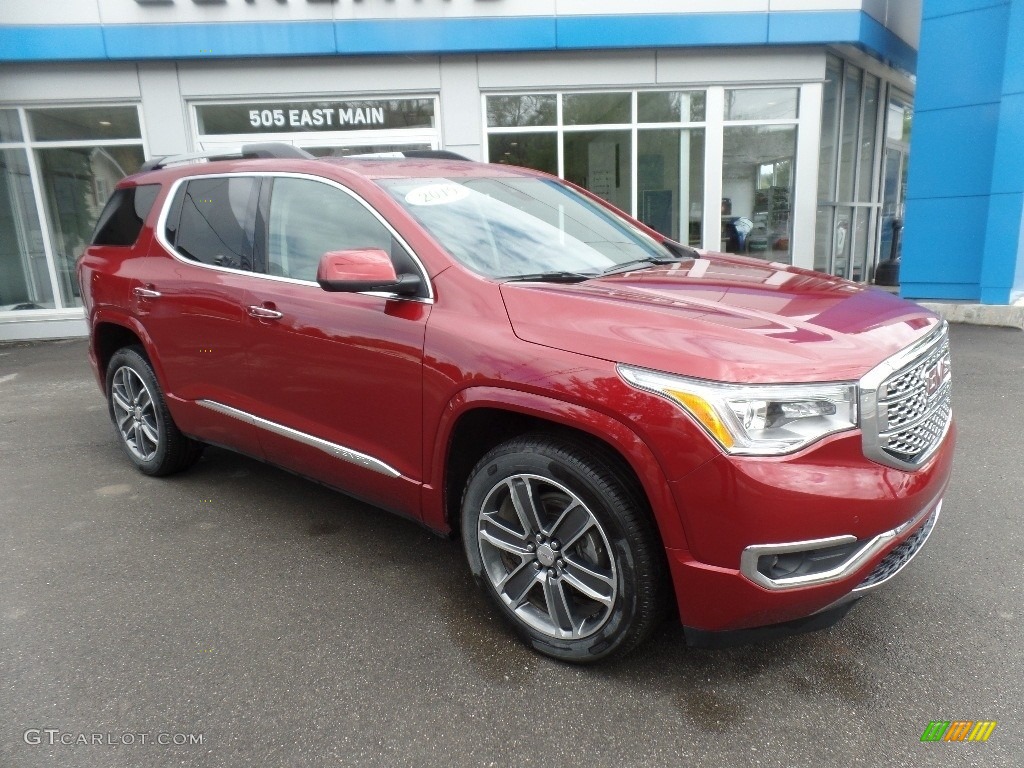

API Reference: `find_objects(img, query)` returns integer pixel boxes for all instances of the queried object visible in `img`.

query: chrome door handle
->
[247,305,283,320]
[133,287,161,299]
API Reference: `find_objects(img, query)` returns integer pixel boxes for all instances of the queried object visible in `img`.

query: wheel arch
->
[429,387,690,557]
[90,312,167,394]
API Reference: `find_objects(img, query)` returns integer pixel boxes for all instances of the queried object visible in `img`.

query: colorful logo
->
[921,721,997,742]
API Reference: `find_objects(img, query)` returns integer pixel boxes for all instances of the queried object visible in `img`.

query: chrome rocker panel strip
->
[739,496,942,591]
[197,399,402,479]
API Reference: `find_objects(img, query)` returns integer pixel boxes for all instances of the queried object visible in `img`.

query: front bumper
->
[664,423,954,634]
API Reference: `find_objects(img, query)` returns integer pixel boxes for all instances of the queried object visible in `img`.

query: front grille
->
[855,509,938,591]
[861,324,952,469]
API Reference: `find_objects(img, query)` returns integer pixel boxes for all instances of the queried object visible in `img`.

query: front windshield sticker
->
[404,183,470,207]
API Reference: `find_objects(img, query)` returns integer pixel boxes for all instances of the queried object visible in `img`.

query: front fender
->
[423,385,691,554]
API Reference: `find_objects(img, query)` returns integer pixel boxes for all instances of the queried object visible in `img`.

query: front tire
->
[105,346,203,476]
[461,435,667,663]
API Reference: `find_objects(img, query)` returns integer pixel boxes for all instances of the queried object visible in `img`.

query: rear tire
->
[461,434,667,663]
[105,346,203,476]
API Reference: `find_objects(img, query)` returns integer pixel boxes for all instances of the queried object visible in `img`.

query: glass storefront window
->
[488,133,557,175]
[637,91,706,123]
[486,94,556,127]
[1,110,23,143]
[858,75,880,202]
[722,125,796,262]
[36,146,146,307]
[28,106,141,142]
[0,104,145,314]
[725,88,799,120]
[485,89,709,242]
[837,65,862,203]
[563,92,631,125]
[638,129,704,244]
[0,149,54,310]
[818,57,842,204]
[815,57,898,281]
[564,130,631,213]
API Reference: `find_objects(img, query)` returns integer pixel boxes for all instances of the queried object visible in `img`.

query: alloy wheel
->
[110,366,160,462]
[477,473,618,640]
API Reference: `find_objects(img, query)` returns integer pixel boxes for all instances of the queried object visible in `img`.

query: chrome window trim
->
[153,171,434,304]
[197,399,402,479]
[859,321,951,470]
[739,495,940,591]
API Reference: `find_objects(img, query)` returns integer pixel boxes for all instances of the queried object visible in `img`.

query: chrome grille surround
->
[860,322,952,470]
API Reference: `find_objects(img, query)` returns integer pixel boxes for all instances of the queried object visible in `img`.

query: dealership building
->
[1,0,1020,340]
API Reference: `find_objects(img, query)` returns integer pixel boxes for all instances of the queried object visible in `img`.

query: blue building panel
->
[1002,1,1024,98]
[0,11,911,65]
[989,92,1024,195]
[335,17,556,55]
[980,192,1024,303]
[554,13,768,49]
[0,25,106,61]
[901,196,988,300]
[903,0,1024,304]
[103,21,337,59]
[906,104,1000,199]
[912,3,1009,112]
[923,0,1009,20]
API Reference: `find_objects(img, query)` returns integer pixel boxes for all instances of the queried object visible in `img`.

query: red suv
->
[79,145,954,662]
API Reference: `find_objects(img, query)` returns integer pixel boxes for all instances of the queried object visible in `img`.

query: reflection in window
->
[173,176,258,271]
[0,149,54,310]
[268,178,392,282]
[638,91,706,123]
[563,93,631,125]
[725,88,799,121]
[36,145,145,307]
[486,95,556,127]
[381,176,668,278]
[0,110,23,143]
[488,133,557,175]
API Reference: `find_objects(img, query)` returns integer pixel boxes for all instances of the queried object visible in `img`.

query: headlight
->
[618,365,858,456]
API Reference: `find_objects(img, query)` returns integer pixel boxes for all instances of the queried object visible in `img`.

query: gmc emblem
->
[921,355,950,397]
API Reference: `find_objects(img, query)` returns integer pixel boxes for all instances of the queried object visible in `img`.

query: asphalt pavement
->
[1,324,1021,768]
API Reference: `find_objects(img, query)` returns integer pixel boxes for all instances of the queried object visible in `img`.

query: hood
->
[499,255,939,383]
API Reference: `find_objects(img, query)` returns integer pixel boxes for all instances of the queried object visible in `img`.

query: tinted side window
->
[172,176,259,270]
[91,184,160,246]
[267,178,392,282]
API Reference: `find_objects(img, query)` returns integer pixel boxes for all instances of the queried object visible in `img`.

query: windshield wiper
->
[600,256,681,276]
[500,271,596,283]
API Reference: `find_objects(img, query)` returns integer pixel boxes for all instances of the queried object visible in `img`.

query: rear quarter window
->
[90,184,160,246]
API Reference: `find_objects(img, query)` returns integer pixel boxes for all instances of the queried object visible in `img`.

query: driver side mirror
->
[316,248,421,296]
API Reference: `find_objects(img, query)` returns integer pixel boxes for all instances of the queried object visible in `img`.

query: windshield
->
[378,176,675,278]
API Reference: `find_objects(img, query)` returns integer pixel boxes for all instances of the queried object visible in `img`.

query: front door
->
[242,175,431,518]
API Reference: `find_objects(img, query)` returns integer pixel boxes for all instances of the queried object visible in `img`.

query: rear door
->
[134,174,263,456]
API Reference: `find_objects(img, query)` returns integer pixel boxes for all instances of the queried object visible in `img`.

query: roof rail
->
[345,149,472,161]
[140,142,315,172]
